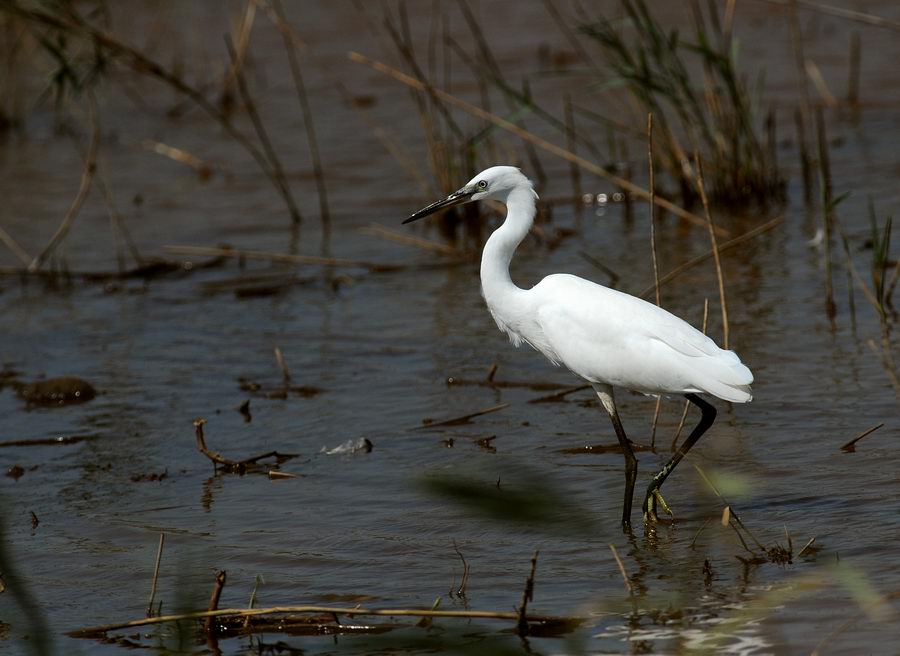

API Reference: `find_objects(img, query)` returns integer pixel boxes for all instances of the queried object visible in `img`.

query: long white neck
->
[480,185,535,305]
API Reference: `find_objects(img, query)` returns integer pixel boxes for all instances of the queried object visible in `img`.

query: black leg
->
[642,393,717,522]
[593,384,638,530]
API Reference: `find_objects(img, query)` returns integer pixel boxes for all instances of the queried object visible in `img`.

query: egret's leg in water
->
[593,384,638,530]
[643,393,717,523]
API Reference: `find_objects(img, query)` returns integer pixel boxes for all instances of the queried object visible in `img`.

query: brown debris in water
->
[237,399,252,423]
[193,418,298,474]
[6,465,24,480]
[131,470,169,483]
[16,377,96,406]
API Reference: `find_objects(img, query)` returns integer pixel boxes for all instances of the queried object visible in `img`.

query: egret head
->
[403,166,534,224]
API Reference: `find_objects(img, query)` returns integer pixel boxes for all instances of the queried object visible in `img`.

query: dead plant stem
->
[347,51,723,235]
[694,153,730,348]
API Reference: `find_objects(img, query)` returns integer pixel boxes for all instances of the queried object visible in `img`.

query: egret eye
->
[477,180,488,190]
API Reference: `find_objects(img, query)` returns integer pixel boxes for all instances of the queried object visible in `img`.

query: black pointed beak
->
[403,188,474,224]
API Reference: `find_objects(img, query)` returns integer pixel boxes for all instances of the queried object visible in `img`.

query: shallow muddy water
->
[1,1,899,654]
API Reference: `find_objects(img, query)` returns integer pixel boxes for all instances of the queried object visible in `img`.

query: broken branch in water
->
[415,403,509,430]
[193,419,297,473]
[205,570,227,634]
[840,422,885,452]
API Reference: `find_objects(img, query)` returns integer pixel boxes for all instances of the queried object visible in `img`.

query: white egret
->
[404,166,753,529]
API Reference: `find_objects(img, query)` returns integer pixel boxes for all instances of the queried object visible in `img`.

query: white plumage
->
[405,165,754,528]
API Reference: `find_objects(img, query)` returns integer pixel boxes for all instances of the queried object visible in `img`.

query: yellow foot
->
[643,489,674,523]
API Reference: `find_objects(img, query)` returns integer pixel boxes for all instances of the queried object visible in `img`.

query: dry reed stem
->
[223,0,257,106]
[689,517,713,548]
[271,0,330,240]
[347,51,726,236]
[454,0,547,187]
[360,223,460,256]
[564,94,582,219]
[414,403,510,430]
[832,219,885,314]
[163,245,402,272]
[608,544,634,596]
[693,153,730,349]
[540,0,602,75]
[797,537,816,557]
[0,225,31,266]
[141,139,214,176]
[815,110,837,322]
[224,34,302,225]
[527,384,591,404]
[787,0,814,122]
[29,94,99,272]
[70,604,576,638]
[805,60,837,108]
[147,533,165,617]
[694,464,767,553]
[516,550,539,636]
[8,5,300,223]
[648,113,662,446]
[274,346,290,392]
[452,540,470,597]
[638,219,783,300]
[95,162,144,270]
[866,339,900,403]
[810,589,900,656]
[755,0,900,32]
[256,0,433,196]
[205,570,227,633]
[847,32,860,104]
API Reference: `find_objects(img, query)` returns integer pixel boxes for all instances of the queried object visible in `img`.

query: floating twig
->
[416,403,509,430]
[840,423,885,452]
